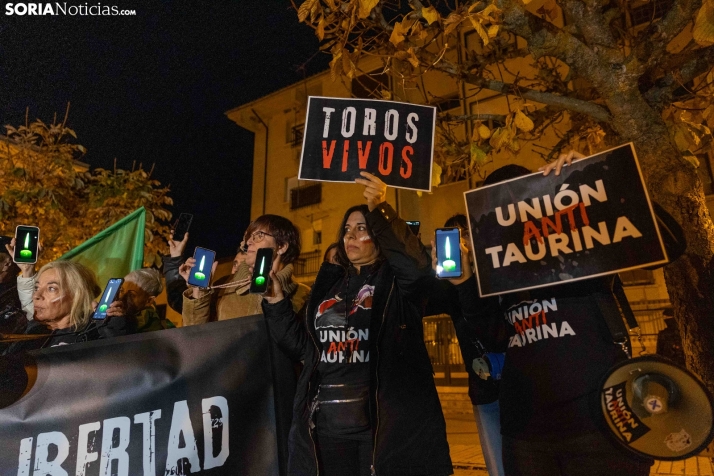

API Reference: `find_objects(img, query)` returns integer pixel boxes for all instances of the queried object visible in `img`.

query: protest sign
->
[298,96,436,191]
[464,143,668,296]
[0,316,294,475]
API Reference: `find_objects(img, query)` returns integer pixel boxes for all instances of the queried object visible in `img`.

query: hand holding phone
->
[172,213,193,242]
[13,225,40,265]
[250,247,274,294]
[435,227,463,279]
[187,247,216,288]
[93,278,124,320]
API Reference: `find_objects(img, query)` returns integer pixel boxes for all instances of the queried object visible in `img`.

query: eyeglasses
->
[246,230,274,244]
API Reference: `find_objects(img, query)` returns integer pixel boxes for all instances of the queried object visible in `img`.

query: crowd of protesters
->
[0,150,687,476]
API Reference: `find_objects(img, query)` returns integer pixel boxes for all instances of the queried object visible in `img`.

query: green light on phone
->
[99,304,108,312]
[194,255,206,281]
[255,275,265,286]
[20,232,32,257]
[254,256,267,286]
[443,236,456,271]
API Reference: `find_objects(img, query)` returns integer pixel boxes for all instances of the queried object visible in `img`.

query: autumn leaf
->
[694,0,714,46]
[330,50,343,81]
[359,0,379,19]
[478,122,491,140]
[381,89,392,100]
[422,6,440,25]
[298,0,317,23]
[316,17,326,40]
[443,12,464,36]
[683,150,700,168]
[487,24,500,38]
[468,15,490,45]
[407,47,420,68]
[390,20,409,46]
[470,143,487,165]
[514,110,534,131]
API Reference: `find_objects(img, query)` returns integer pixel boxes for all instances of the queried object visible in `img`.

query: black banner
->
[298,96,436,191]
[464,143,668,296]
[0,316,294,475]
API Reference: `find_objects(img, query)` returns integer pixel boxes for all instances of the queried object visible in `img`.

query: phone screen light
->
[20,232,32,257]
[194,255,206,281]
[254,256,266,286]
[442,236,456,272]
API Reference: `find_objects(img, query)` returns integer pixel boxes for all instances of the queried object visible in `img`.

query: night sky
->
[0,0,329,258]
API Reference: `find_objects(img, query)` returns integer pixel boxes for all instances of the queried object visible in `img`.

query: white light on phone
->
[104,287,112,302]
[259,256,265,275]
[199,255,205,272]
[445,236,451,259]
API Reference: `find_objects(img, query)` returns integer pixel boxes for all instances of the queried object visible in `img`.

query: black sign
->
[0,316,294,475]
[298,96,436,191]
[464,144,668,296]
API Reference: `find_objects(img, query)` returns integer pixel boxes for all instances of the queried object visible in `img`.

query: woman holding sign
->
[262,172,452,476]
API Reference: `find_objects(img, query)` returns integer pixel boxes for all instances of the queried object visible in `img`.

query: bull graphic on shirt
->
[315,284,374,330]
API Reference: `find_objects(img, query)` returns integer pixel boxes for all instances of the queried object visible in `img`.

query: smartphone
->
[13,225,40,264]
[92,278,124,320]
[405,221,421,236]
[249,247,274,294]
[188,247,216,288]
[435,227,463,279]
[172,213,193,241]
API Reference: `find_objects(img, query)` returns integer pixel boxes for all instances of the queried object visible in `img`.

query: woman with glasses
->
[261,172,452,476]
[180,214,310,325]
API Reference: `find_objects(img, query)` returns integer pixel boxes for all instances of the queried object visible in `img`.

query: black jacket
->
[262,203,452,476]
[162,255,187,314]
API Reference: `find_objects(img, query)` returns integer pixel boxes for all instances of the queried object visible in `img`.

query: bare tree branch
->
[643,44,714,110]
[626,0,704,75]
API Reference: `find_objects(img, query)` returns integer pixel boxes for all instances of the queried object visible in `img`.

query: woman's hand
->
[431,239,473,285]
[263,254,285,304]
[5,238,39,277]
[168,231,189,258]
[178,257,214,298]
[538,150,585,176]
[106,300,125,318]
[355,171,387,212]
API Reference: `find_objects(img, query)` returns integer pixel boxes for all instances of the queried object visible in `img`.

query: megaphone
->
[599,354,714,460]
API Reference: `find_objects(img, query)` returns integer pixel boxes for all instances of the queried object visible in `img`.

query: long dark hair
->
[334,205,381,267]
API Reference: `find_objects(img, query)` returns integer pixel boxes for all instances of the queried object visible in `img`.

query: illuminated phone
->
[249,248,273,294]
[92,278,124,320]
[188,247,216,288]
[172,213,193,241]
[405,221,421,236]
[13,225,40,264]
[435,227,463,279]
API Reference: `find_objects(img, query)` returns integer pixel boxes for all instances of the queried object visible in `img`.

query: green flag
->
[60,207,146,289]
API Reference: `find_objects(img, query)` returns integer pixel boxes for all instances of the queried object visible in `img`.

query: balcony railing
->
[293,250,322,278]
[290,183,321,210]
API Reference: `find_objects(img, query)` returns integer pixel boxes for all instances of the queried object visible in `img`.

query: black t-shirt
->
[314,264,377,440]
[458,276,628,441]
[496,278,626,441]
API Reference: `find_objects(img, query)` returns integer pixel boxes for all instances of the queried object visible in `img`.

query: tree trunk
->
[607,91,714,391]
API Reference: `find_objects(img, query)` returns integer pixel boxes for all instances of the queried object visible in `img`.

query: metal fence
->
[293,250,322,278]
[423,315,468,386]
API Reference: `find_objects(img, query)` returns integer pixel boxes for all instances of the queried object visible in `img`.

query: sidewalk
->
[440,390,714,476]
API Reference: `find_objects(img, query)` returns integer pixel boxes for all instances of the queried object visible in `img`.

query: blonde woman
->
[4,261,124,354]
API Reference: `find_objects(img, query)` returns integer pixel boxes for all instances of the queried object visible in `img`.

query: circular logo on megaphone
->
[598,354,714,461]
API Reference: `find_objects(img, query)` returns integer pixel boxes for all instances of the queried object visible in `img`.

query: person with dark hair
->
[445,150,662,476]
[180,214,310,325]
[261,172,452,476]
[322,242,339,265]
[441,213,507,476]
